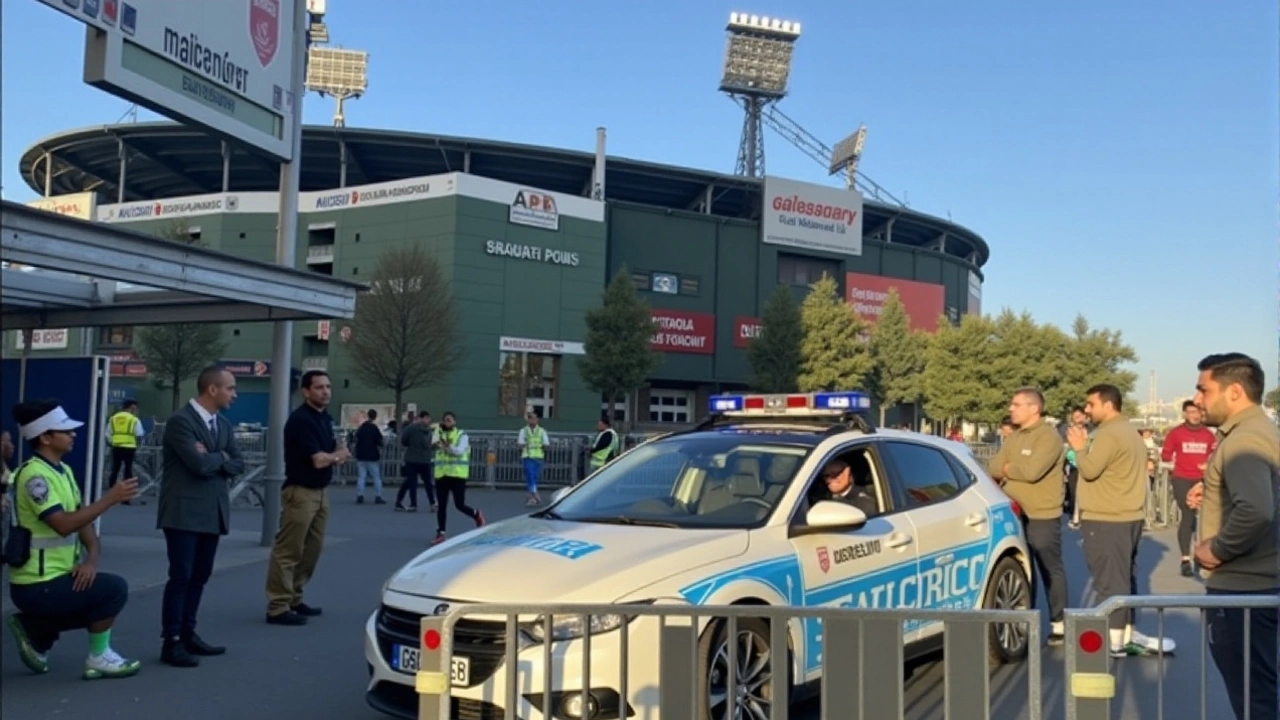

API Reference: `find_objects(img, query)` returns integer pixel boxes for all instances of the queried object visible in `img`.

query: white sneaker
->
[1048,621,1065,645]
[1131,629,1176,654]
[83,648,142,680]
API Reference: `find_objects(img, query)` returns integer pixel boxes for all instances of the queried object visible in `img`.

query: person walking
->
[1186,352,1278,720]
[430,411,484,546]
[517,411,550,506]
[1067,383,1174,657]
[1160,399,1218,577]
[106,399,145,505]
[396,411,436,513]
[157,366,243,667]
[264,370,349,626]
[988,387,1069,644]
[1061,405,1089,528]
[5,399,142,679]
[353,409,386,505]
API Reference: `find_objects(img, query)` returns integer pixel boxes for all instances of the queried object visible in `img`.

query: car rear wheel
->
[982,555,1032,667]
[698,617,780,720]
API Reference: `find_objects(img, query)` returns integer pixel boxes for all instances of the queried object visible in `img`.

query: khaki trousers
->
[265,485,329,616]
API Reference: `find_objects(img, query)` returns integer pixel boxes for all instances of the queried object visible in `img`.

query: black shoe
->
[183,632,226,656]
[266,611,308,626]
[356,496,365,504]
[161,638,200,667]
[1181,559,1195,577]
[291,603,323,617]
[374,497,387,505]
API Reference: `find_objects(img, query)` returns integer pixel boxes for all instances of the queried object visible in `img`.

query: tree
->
[867,289,928,425]
[579,266,661,426]
[1265,387,1280,410]
[921,313,1005,425]
[1048,315,1139,417]
[746,284,803,393]
[133,221,228,411]
[797,275,873,393]
[347,245,463,423]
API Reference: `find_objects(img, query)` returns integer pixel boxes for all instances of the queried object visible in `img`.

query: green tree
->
[579,266,660,427]
[1266,387,1280,410]
[867,289,927,425]
[746,284,803,393]
[797,275,873,392]
[1049,315,1139,417]
[134,221,228,411]
[986,309,1067,405]
[921,313,1004,425]
[346,245,463,424]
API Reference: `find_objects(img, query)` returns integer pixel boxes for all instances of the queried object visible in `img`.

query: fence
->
[406,603,1043,720]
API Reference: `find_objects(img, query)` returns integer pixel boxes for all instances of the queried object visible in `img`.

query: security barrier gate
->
[411,603,1043,720]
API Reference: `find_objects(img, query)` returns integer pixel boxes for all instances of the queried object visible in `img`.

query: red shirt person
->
[1160,400,1218,575]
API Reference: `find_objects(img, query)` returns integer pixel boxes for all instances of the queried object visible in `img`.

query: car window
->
[880,441,965,509]
[550,434,813,529]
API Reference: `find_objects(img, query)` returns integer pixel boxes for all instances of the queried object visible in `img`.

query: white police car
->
[365,391,1033,720]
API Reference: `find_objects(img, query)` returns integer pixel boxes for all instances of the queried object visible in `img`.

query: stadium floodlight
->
[718,12,802,177]
[305,46,369,127]
[829,125,867,189]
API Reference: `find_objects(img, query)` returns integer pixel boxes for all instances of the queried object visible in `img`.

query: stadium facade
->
[9,124,990,431]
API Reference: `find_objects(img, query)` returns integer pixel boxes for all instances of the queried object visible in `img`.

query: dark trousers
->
[9,572,129,652]
[1171,478,1199,557]
[109,447,136,485]
[161,528,220,639]
[1207,587,1279,720]
[1023,516,1068,623]
[398,462,435,507]
[436,477,477,533]
[1064,467,1079,514]
[1080,519,1143,630]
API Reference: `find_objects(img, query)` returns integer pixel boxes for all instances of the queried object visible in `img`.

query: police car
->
[364,391,1033,720]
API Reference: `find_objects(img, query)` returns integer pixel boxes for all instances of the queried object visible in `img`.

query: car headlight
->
[525,612,643,642]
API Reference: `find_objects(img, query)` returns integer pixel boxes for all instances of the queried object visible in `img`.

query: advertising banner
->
[967,270,982,316]
[499,336,586,356]
[26,191,98,220]
[13,328,70,351]
[762,176,863,257]
[733,316,763,349]
[651,309,715,355]
[845,272,945,333]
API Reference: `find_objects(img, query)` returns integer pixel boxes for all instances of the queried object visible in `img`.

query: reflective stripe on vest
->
[31,536,78,550]
[433,428,470,480]
[523,427,546,460]
[109,411,138,448]
[590,429,618,469]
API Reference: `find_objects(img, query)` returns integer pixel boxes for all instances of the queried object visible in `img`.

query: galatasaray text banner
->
[762,176,863,256]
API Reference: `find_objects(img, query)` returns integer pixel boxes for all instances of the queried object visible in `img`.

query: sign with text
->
[14,329,70,351]
[967,271,982,316]
[762,176,863,257]
[499,336,585,356]
[26,192,98,220]
[509,189,559,231]
[845,273,945,333]
[651,309,715,355]
[485,240,580,267]
[733,316,763,349]
[218,359,271,377]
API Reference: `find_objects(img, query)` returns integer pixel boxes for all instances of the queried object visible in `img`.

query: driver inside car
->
[817,456,879,517]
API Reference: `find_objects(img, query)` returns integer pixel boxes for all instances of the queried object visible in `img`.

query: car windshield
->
[548,433,813,529]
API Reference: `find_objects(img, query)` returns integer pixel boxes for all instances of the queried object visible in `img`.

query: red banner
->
[733,316,762,349]
[651,309,715,354]
[845,272,945,333]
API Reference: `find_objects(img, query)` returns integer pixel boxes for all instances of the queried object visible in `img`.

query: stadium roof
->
[19,122,990,267]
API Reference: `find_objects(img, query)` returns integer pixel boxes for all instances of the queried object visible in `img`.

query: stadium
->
[11,122,990,430]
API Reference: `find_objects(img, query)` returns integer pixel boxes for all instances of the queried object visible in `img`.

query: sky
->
[2,0,1276,405]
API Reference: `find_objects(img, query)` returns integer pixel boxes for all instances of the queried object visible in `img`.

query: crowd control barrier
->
[408,602,1043,720]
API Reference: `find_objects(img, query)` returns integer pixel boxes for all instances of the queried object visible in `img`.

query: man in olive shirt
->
[988,388,1068,643]
[1067,383,1174,656]
[1187,353,1278,720]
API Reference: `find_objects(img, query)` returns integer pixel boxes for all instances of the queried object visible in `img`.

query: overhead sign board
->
[762,176,863,257]
[37,0,299,161]
[26,192,99,220]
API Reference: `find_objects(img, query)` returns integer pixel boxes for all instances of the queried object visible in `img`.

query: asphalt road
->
[0,488,1233,720]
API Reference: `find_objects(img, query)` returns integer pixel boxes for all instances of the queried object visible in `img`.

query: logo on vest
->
[26,477,49,505]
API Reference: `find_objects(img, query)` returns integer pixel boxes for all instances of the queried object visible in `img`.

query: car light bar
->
[708,391,871,416]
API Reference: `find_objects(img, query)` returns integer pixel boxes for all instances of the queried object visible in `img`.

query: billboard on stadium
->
[846,272,945,333]
[761,176,863,256]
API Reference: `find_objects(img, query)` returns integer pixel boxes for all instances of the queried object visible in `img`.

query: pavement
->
[0,488,1236,720]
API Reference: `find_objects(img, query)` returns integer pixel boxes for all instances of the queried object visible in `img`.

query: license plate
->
[390,644,470,686]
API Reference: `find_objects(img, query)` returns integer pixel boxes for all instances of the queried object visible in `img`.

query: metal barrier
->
[410,603,1043,720]
[1144,463,1179,531]
[1064,593,1280,720]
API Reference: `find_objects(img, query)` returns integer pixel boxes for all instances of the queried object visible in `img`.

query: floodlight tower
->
[828,125,867,190]
[719,13,801,177]
[303,0,369,127]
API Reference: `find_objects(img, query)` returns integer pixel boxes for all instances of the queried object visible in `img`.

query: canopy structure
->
[1,200,364,328]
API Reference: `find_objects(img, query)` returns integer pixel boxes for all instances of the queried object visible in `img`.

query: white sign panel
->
[26,192,99,220]
[499,336,585,356]
[14,329,71,351]
[40,0,299,160]
[509,189,559,231]
[761,176,863,257]
[97,191,277,221]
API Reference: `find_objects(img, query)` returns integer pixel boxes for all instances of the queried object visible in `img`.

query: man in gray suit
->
[157,366,244,668]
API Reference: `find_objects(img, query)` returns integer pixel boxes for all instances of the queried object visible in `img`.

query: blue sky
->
[3,0,1276,404]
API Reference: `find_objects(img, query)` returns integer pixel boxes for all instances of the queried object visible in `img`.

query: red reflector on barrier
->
[1078,629,1103,654]
[423,629,441,650]
[786,395,808,408]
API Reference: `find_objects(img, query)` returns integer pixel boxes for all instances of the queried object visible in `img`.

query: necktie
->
[208,417,217,435]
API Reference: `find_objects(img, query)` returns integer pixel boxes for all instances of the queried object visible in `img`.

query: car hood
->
[385,516,749,603]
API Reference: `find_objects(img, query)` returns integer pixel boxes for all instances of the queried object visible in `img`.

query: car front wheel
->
[982,555,1032,667]
[698,617,780,720]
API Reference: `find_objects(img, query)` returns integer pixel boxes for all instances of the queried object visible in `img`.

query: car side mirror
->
[791,500,868,537]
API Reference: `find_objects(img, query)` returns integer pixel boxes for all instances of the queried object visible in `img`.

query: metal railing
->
[1064,593,1280,720]
[407,603,1043,720]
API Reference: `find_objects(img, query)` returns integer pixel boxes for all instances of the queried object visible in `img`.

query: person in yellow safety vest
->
[517,411,551,506]
[5,399,142,680]
[2,430,13,546]
[107,400,145,505]
[587,415,621,478]
[430,411,486,546]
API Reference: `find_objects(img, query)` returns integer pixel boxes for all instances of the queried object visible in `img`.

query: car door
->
[788,440,921,680]
[878,440,992,641]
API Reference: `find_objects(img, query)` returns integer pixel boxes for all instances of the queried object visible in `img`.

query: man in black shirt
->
[264,370,350,626]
